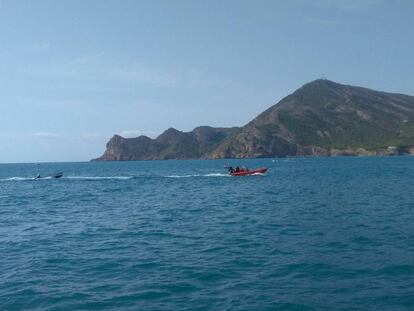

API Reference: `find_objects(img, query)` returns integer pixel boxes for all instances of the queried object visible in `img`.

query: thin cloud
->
[0,132,105,141]
[79,133,101,139]
[26,52,105,80]
[31,131,63,139]
[24,52,234,90]
[26,53,179,88]
[105,66,178,88]
[0,132,62,140]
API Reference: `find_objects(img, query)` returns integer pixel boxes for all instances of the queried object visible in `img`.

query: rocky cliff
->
[94,126,239,161]
[93,79,414,160]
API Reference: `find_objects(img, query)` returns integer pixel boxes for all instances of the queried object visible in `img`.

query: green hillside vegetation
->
[94,79,414,161]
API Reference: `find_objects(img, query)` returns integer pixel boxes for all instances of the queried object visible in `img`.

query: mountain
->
[95,126,239,161]
[93,79,414,161]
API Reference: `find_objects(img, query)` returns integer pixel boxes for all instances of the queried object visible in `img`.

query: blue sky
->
[0,0,413,162]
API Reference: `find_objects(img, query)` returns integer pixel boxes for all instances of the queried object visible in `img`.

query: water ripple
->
[1,157,414,310]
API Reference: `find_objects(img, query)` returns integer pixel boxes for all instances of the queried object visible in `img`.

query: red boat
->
[228,167,268,176]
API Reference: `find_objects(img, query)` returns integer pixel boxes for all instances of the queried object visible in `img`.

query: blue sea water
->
[0,157,413,311]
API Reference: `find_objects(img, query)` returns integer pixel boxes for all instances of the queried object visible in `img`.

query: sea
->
[0,157,413,311]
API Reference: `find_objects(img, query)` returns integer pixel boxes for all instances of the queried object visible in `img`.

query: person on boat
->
[235,166,240,173]
[228,166,235,173]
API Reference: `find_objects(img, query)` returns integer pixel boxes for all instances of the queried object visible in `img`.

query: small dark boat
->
[228,167,268,176]
[51,172,63,179]
[35,172,63,179]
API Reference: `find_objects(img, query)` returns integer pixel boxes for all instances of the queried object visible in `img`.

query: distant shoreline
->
[1,153,414,165]
[92,151,414,162]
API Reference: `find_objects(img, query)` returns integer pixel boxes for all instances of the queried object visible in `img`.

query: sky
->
[0,0,413,163]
